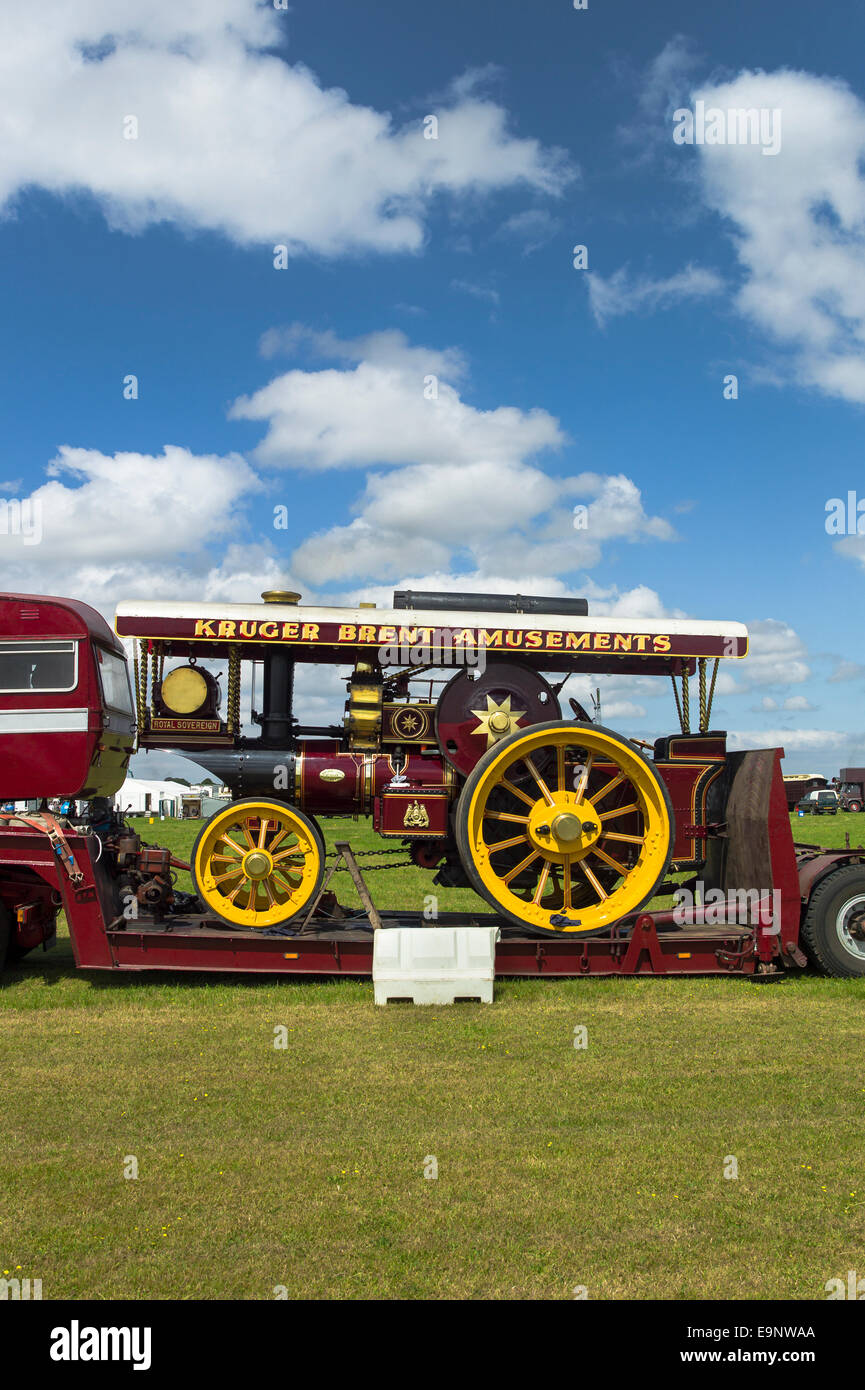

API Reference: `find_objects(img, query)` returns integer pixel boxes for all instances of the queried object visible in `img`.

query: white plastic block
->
[372,926,500,1005]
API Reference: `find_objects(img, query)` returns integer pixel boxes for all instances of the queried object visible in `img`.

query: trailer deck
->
[0,815,822,981]
[98,909,763,978]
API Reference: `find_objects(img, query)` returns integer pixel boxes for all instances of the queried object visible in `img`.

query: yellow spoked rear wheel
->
[192,797,324,930]
[456,721,673,936]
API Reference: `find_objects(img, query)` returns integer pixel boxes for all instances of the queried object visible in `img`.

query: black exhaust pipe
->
[393,590,588,617]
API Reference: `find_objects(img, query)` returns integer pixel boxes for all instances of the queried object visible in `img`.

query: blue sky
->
[1,0,864,774]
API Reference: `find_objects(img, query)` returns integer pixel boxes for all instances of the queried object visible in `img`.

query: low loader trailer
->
[1,589,864,981]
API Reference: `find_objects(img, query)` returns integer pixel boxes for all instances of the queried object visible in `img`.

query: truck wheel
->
[849,801,862,813]
[800,865,865,977]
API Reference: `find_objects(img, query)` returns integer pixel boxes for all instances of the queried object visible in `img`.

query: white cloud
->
[450,279,501,307]
[639,36,702,124]
[589,698,647,721]
[578,579,686,621]
[828,658,865,683]
[289,457,678,585]
[692,68,865,403]
[0,332,678,619]
[564,475,676,545]
[233,327,563,471]
[359,458,559,545]
[258,325,467,380]
[0,1,572,256]
[28,444,256,562]
[834,534,865,571]
[727,728,849,752]
[496,207,561,254]
[0,446,264,615]
[751,693,816,713]
[352,572,574,609]
[586,263,723,325]
[245,330,677,584]
[616,36,704,174]
[730,618,811,691]
[293,518,449,586]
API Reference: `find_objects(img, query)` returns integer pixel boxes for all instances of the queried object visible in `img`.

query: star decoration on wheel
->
[470,694,526,748]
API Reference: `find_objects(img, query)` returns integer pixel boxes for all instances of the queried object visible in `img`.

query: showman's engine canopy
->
[113,588,749,938]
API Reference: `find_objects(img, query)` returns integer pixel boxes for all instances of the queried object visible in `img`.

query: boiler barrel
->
[188,740,452,813]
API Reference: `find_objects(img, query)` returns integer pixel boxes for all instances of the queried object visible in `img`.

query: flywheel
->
[435,661,561,777]
[192,797,324,930]
[455,721,673,936]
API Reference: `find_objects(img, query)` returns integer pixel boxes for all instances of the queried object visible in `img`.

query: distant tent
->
[113,778,184,817]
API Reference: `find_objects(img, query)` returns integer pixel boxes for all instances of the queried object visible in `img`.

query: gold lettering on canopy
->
[149,617,684,656]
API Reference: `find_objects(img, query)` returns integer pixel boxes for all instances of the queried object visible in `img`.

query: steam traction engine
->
[117,588,763,939]
[3,586,865,978]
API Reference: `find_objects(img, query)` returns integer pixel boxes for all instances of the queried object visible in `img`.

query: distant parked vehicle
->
[837,769,865,812]
[797,790,839,816]
[783,772,827,810]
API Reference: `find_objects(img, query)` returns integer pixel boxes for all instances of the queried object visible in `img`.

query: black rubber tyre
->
[800,865,865,977]
[849,801,862,813]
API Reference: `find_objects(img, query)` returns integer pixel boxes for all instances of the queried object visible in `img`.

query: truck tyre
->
[849,801,862,813]
[801,865,865,977]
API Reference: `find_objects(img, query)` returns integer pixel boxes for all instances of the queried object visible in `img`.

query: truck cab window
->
[94,645,134,715]
[0,640,77,692]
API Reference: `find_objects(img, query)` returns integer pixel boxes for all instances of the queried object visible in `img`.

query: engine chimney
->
[259,589,298,745]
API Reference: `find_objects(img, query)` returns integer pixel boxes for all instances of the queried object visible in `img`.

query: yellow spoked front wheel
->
[456,721,673,936]
[192,797,324,930]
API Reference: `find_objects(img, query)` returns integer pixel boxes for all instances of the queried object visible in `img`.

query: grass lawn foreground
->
[1,812,863,1300]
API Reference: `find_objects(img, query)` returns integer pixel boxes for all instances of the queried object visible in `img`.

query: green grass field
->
[1,812,864,1300]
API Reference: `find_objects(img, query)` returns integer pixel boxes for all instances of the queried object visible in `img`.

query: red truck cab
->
[0,592,136,801]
